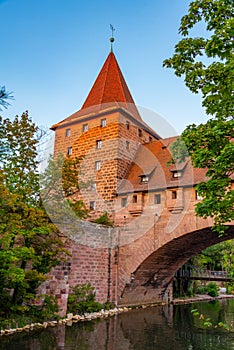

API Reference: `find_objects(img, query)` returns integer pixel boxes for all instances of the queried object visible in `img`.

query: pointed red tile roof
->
[51,51,158,132]
[81,52,138,111]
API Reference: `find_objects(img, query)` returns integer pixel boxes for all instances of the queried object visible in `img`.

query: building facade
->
[46,49,233,316]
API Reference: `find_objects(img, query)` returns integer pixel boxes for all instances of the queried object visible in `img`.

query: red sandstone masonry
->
[48,52,234,314]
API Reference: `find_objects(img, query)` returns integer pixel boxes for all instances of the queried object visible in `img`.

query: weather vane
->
[110,24,115,52]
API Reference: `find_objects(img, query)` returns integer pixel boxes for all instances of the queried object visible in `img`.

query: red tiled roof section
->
[81,52,141,120]
[117,137,208,194]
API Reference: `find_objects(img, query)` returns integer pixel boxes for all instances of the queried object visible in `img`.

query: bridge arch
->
[119,225,234,306]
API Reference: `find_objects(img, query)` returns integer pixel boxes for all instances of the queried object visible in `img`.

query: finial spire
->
[110,24,115,52]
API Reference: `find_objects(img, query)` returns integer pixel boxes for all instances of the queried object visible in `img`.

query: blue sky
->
[0,0,208,136]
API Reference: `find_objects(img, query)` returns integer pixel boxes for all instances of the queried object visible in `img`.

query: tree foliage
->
[164,0,234,232]
[0,112,68,315]
[40,153,89,220]
[0,86,14,111]
[193,240,234,274]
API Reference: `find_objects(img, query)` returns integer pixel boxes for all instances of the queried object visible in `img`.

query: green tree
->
[163,0,234,232]
[0,112,68,314]
[193,240,234,273]
[40,153,89,220]
[0,86,13,110]
[0,112,40,203]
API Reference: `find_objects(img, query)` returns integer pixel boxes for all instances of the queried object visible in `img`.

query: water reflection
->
[0,300,234,350]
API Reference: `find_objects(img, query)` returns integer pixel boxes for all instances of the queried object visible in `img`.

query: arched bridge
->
[41,200,234,315]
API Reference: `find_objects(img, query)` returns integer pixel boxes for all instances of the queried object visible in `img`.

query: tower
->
[51,50,160,219]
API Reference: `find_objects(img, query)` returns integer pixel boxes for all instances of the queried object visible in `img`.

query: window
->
[89,201,96,210]
[65,128,71,137]
[172,171,182,178]
[172,190,177,199]
[67,147,72,155]
[95,161,101,171]
[154,194,161,204]
[138,129,142,137]
[100,118,106,127]
[126,121,130,130]
[149,136,152,142]
[91,183,96,191]
[132,195,137,203]
[121,197,127,207]
[141,175,149,183]
[83,123,88,132]
[196,191,203,200]
[126,141,130,150]
[96,140,102,149]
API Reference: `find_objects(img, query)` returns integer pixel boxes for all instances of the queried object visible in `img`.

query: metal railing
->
[175,268,233,281]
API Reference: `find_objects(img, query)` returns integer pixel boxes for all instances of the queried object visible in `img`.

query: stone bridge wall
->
[39,214,234,316]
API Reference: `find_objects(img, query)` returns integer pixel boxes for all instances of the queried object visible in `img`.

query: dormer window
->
[140,175,149,183]
[170,161,188,179]
[139,167,155,184]
[172,171,182,178]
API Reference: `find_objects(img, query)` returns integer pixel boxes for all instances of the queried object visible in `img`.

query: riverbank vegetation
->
[0,112,70,326]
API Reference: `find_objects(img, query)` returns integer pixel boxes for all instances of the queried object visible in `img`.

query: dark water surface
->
[1,299,234,350]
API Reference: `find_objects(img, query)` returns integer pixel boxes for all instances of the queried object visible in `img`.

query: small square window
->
[173,171,182,178]
[172,190,177,199]
[141,175,149,183]
[154,194,161,204]
[83,123,88,132]
[67,147,72,155]
[65,128,71,137]
[100,118,106,127]
[95,161,101,171]
[121,197,127,207]
[132,195,137,203]
[138,129,142,137]
[90,201,96,210]
[91,183,96,191]
[126,121,130,130]
[96,140,102,149]
[126,141,130,150]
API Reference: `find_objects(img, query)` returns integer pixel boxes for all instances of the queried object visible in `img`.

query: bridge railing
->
[175,268,230,279]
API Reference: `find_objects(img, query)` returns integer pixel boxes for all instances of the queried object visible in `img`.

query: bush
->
[196,286,207,295]
[93,212,113,226]
[226,282,234,294]
[206,282,219,297]
[67,283,103,314]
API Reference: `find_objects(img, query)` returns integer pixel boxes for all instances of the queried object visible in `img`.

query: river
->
[0,299,234,350]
